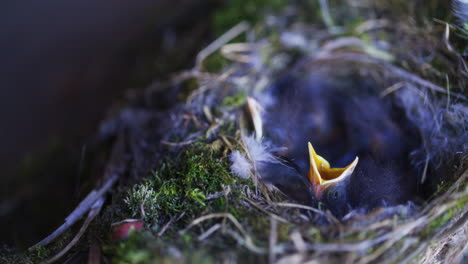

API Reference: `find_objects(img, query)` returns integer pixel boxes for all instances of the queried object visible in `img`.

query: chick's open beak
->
[307,142,359,198]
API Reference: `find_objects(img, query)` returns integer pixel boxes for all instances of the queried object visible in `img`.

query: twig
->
[220,135,235,151]
[186,85,210,104]
[41,197,105,264]
[378,186,468,263]
[290,231,307,253]
[29,134,125,251]
[312,52,467,100]
[320,37,394,62]
[183,212,266,254]
[400,209,468,264]
[445,74,451,110]
[184,213,247,238]
[197,224,221,241]
[87,240,101,264]
[161,139,197,147]
[433,209,468,241]
[244,197,289,224]
[224,229,267,255]
[274,202,338,223]
[269,217,278,264]
[421,153,430,184]
[383,238,419,264]
[304,232,391,252]
[29,174,118,251]
[195,22,249,70]
[207,186,231,200]
[421,170,467,216]
[157,216,175,237]
[168,70,218,86]
[319,0,342,34]
[221,43,255,63]
[379,82,407,97]
[355,19,389,34]
[358,217,426,263]
[140,200,146,220]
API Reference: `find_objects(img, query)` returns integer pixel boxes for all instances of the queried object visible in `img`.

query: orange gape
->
[307,142,359,198]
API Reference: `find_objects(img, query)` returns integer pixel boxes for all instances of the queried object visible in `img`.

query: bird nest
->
[112,4,467,261]
[16,2,467,264]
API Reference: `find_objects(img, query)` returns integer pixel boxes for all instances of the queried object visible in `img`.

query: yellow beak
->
[307,142,359,198]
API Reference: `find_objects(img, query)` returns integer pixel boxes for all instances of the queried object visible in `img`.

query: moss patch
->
[203,53,230,73]
[222,92,247,108]
[125,142,236,224]
[423,195,467,238]
[213,0,287,35]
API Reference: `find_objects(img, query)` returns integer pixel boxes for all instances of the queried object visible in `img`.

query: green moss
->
[177,77,200,101]
[307,228,324,243]
[250,216,270,234]
[104,231,154,263]
[222,92,247,108]
[32,246,50,260]
[360,33,371,44]
[104,230,218,264]
[229,202,251,219]
[105,232,156,264]
[425,212,452,237]
[203,52,230,73]
[277,223,293,241]
[125,143,235,224]
[342,229,379,244]
[219,120,237,136]
[0,245,51,264]
[213,0,287,35]
[434,181,449,197]
[423,196,467,238]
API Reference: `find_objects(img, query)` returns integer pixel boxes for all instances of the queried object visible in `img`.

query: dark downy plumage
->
[257,157,315,205]
[258,73,421,218]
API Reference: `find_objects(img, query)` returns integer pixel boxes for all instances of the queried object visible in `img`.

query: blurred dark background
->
[0,0,217,247]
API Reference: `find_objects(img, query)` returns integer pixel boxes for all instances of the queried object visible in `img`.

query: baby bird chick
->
[307,142,358,217]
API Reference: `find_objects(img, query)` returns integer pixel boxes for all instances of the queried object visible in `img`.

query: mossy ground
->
[124,142,237,224]
[106,144,273,262]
